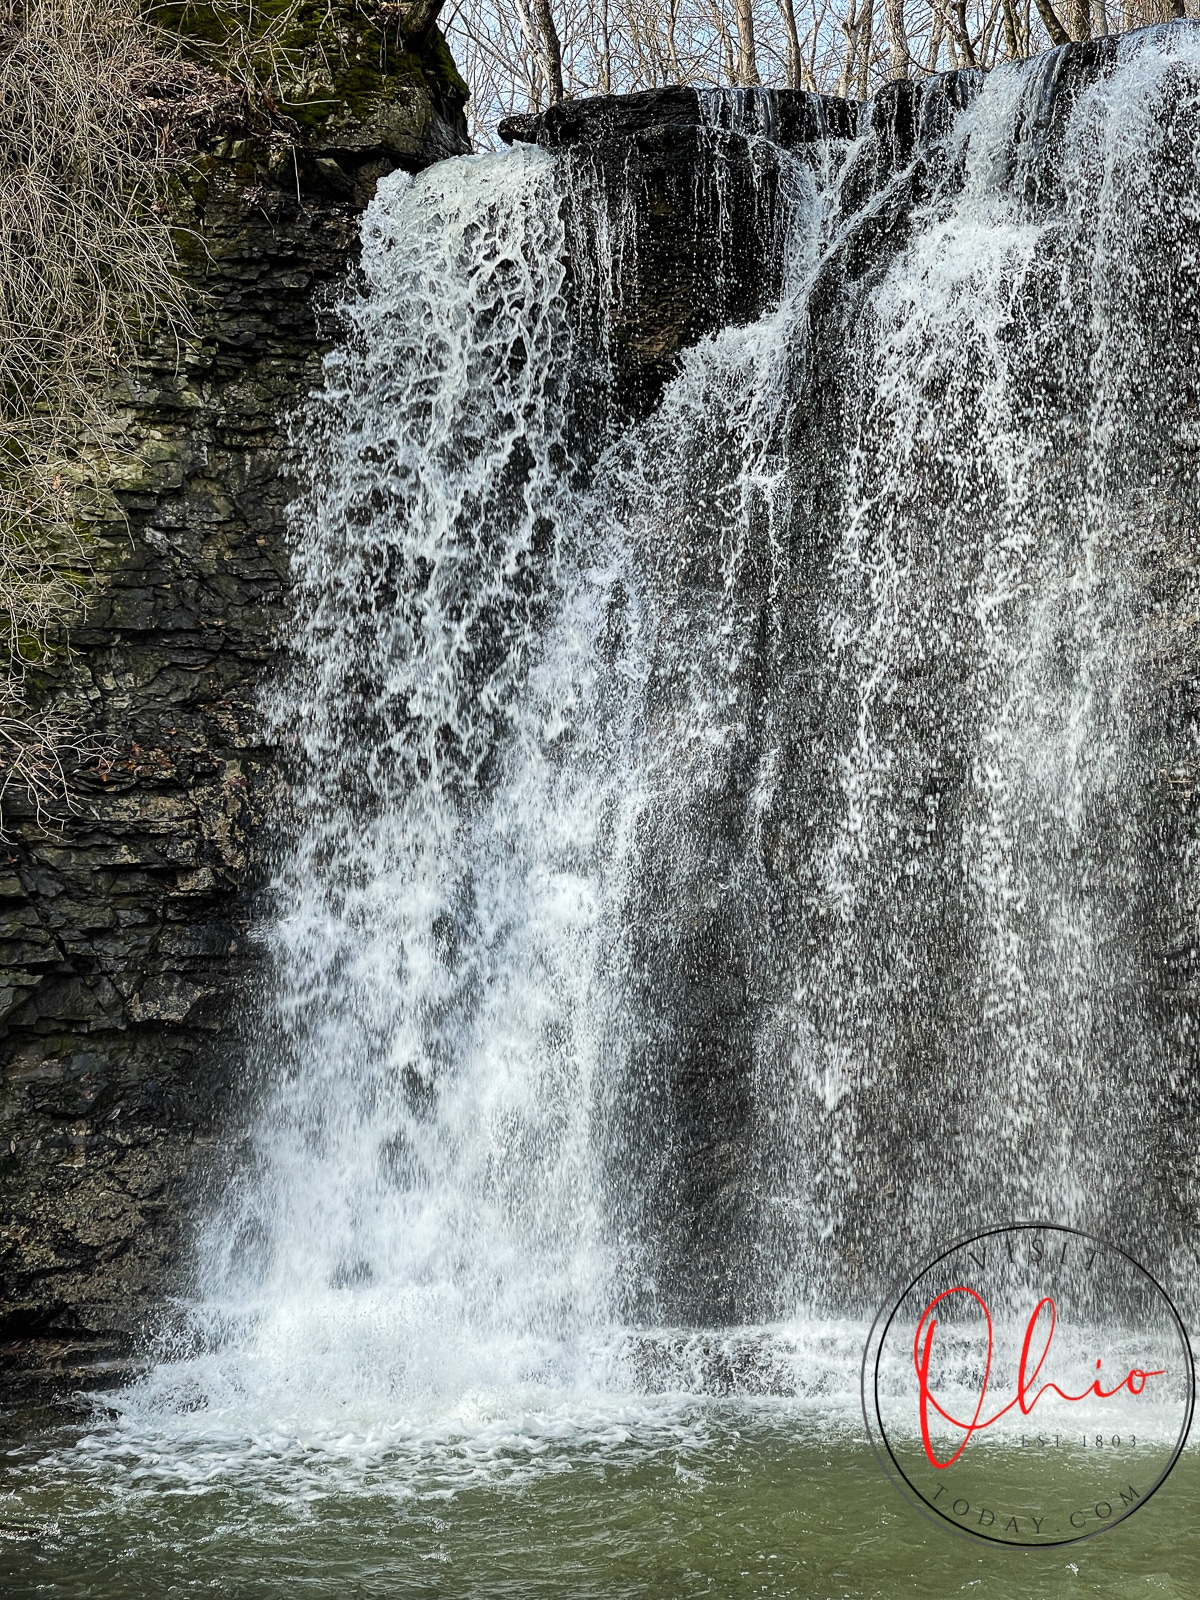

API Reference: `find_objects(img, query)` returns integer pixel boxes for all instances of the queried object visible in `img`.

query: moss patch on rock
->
[149,0,468,148]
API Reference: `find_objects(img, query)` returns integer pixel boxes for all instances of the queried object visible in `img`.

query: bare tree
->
[445,0,1200,144]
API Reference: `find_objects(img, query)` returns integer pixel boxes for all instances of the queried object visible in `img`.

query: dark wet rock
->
[499,84,857,151]
[512,89,858,420]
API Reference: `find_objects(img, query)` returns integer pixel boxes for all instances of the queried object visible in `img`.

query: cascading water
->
[195,146,625,1412]
[44,23,1200,1495]
[749,33,1200,1308]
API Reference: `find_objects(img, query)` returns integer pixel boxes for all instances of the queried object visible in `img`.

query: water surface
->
[2,1402,1195,1598]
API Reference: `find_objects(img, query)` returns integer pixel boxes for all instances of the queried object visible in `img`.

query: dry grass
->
[0,0,209,825]
[0,0,311,829]
[156,0,337,112]
[0,0,185,447]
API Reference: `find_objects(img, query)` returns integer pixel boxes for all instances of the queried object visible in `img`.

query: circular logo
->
[862,1223,1195,1547]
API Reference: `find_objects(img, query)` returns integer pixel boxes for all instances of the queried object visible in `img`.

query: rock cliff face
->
[0,19,467,1399]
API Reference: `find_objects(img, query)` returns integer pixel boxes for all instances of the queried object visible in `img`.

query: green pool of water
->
[1,1401,1195,1599]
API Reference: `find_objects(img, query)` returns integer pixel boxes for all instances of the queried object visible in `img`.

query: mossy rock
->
[148,1,468,149]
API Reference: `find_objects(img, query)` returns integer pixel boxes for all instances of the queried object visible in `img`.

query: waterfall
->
[126,26,1200,1452]
[192,146,629,1409]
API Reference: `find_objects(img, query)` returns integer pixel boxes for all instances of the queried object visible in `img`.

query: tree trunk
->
[1031,0,1071,45]
[667,0,683,82]
[885,0,909,78]
[712,1,737,85]
[530,0,565,103]
[599,0,612,91]
[1002,0,1022,53]
[733,0,761,85]
[777,0,803,87]
[400,0,444,39]
[953,0,977,64]
[926,6,945,69]
[836,0,858,96]
[856,0,873,100]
